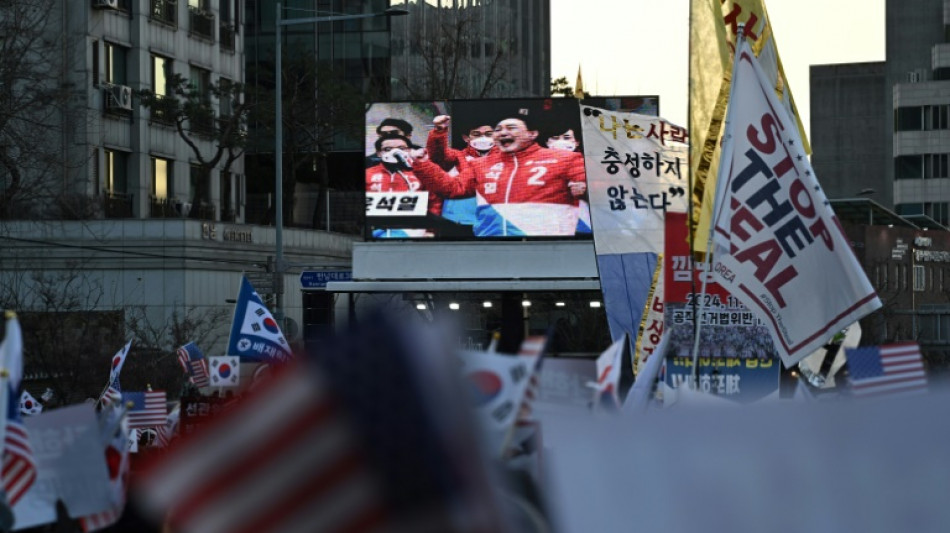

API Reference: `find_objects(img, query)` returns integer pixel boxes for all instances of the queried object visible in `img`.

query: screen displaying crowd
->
[365,98,643,240]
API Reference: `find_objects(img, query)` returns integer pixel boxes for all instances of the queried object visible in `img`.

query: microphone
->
[393,150,411,168]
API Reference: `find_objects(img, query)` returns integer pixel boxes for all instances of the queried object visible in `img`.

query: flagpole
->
[689,23,747,385]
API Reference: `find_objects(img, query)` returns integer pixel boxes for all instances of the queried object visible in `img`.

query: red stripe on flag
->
[168,400,337,527]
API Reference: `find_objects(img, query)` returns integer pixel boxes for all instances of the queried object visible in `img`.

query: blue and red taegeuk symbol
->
[217,363,232,379]
[465,371,502,407]
[262,317,281,334]
[112,356,122,370]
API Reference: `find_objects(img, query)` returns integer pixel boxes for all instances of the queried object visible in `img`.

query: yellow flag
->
[689,0,810,253]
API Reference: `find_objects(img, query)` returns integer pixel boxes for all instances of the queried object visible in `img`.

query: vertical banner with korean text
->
[581,106,688,353]
[664,213,780,403]
[709,44,880,367]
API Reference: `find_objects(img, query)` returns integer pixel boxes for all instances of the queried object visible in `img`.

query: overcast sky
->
[550,0,886,135]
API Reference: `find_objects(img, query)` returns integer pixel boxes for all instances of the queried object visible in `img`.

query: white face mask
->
[380,148,410,165]
[549,139,577,152]
[469,137,494,152]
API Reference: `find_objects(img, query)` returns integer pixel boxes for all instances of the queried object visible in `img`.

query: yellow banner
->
[689,0,811,253]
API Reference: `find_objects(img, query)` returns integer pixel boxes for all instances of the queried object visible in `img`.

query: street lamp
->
[273,3,408,321]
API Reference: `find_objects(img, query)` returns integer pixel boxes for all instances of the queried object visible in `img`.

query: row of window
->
[875,263,948,293]
[93,41,233,116]
[895,153,950,180]
[99,148,240,220]
[895,105,950,132]
[896,202,950,225]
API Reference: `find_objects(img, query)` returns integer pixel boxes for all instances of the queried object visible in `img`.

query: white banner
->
[580,106,688,255]
[365,191,429,217]
[709,41,881,367]
[13,404,113,529]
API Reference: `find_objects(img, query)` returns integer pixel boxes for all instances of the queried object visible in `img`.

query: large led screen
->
[365,97,658,240]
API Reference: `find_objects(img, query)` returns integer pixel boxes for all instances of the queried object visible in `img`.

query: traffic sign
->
[300,270,352,289]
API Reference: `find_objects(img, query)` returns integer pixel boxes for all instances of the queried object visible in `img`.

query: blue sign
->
[300,270,352,289]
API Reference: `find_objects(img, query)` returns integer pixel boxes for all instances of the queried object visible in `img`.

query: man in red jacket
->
[412,111,587,237]
[365,135,440,238]
[424,116,497,226]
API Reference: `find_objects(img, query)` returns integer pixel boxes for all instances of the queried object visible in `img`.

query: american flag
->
[1,312,36,507]
[136,312,507,533]
[4,388,36,507]
[177,342,210,388]
[136,366,388,533]
[847,342,928,397]
[124,391,168,429]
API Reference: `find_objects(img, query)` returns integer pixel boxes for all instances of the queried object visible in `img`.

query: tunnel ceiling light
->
[449,302,460,310]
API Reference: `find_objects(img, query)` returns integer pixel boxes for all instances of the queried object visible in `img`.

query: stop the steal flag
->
[226,276,293,364]
[708,36,880,367]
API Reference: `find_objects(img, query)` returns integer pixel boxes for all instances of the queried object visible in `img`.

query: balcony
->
[149,95,177,125]
[103,191,133,219]
[150,0,177,28]
[220,23,236,52]
[189,7,215,41]
[149,196,179,218]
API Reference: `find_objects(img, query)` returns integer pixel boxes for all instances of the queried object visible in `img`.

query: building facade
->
[0,1,358,356]
[389,0,552,100]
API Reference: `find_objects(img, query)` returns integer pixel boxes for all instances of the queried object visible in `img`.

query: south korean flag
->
[19,390,42,416]
[209,356,240,387]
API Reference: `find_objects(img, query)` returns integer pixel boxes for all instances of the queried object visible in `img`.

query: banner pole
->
[690,23,746,386]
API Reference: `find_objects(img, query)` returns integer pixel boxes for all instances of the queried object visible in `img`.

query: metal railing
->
[220,23,236,52]
[103,191,133,218]
[150,0,177,27]
[189,7,215,41]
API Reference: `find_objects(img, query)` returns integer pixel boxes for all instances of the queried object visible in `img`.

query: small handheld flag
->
[123,391,168,429]
[177,342,210,388]
[209,356,240,387]
[226,277,293,364]
[846,342,928,398]
[18,391,42,416]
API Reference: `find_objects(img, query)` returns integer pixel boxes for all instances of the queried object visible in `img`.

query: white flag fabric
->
[19,391,42,416]
[709,38,881,367]
[209,356,240,387]
[108,340,132,385]
[580,106,689,255]
[459,347,541,454]
[589,336,625,409]
[625,331,670,412]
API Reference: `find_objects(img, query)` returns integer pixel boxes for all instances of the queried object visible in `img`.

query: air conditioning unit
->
[94,0,119,9]
[105,84,133,111]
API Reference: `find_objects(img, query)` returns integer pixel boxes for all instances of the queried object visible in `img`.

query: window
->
[151,0,177,26]
[218,77,234,117]
[92,40,100,86]
[895,106,923,132]
[189,66,211,102]
[914,265,926,292]
[220,170,235,220]
[104,149,128,195]
[152,55,172,96]
[895,155,923,180]
[104,42,128,85]
[152,157,172,199]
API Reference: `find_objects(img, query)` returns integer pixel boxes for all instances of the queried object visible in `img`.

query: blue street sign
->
[299,270,352,289]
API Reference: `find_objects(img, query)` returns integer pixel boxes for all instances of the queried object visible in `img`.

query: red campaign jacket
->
[365,164,442,215]
[425,128,497,171]
[413,143,585,206]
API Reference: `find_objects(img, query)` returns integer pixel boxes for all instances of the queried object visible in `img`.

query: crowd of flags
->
[0,0,941,526]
